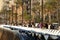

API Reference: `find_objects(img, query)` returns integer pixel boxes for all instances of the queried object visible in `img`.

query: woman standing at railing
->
[37,22,43,28]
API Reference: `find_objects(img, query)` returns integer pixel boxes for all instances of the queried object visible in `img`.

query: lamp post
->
[41,0,43,23]
[15,3,17,26]
[57,1,59,25]
[22,0,24,26]
[11,5,14,25]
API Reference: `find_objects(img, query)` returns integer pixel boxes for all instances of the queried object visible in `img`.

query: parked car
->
[51,23,59,29]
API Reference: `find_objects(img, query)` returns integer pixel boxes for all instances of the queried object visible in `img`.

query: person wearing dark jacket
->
[44,23,48,29]
[50,24,54,29]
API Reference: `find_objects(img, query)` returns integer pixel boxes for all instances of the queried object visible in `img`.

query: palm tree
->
[32,1,41,23]
[44,0,57,23]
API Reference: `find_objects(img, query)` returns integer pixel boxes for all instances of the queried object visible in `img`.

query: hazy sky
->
[0,0,3,11]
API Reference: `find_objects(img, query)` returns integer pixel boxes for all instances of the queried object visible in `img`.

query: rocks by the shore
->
[0,28,20,40]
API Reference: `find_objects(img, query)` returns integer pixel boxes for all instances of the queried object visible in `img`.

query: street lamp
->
[41,0,43,23]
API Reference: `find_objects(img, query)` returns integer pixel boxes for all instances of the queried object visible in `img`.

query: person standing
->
[38,22,43,28]
[44,23,48,29]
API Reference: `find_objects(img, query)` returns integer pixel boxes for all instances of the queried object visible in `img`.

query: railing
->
[1,25,60,40]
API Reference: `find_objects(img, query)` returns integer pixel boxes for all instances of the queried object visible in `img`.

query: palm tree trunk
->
[15,4,18,26]
[12,6,13,25]
[22,0,24,25]
[57,9,59,23]
[57,3,59,23]
[5,10,7,25]
[9,11,10,25]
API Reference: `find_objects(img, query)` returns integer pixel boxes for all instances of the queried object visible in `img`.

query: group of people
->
[37,22,55,29]
[37,22,48,29]
[19,21,56,29]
